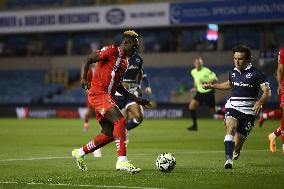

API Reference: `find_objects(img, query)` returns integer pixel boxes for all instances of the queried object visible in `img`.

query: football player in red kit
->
[72,30,150,173]
[268,47,284,155]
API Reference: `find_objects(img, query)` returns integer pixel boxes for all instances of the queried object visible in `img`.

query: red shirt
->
[88,45,128,97]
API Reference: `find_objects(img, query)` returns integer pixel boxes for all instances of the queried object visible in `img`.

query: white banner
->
[0,3,169,33]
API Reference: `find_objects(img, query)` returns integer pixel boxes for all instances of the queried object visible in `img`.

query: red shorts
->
[88,93,116,122]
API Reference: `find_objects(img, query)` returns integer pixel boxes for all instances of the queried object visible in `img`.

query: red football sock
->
[83,133,114,154]
[84,114,90,123]
[113,117,127,157]
[274,126,282,136]
[267,109,283,119]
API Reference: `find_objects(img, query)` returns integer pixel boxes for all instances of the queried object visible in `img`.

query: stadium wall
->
[0,50,259,70]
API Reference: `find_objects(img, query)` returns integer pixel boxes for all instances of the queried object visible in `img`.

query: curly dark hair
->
[232,45,252,60]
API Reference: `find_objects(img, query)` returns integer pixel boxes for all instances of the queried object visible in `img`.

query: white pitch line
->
[0,156,71,162]
[0,181,166,189]
[0,149,269,162]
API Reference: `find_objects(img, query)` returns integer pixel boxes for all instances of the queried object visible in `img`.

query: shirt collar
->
[234,63,252,72]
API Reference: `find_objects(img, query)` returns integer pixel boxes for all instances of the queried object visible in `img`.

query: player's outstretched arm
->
[81,52,101,90]
[202,80,232,90]
[253,83,270,114]
[117,83,151,107]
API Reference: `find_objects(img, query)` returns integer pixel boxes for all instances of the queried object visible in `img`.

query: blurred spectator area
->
[0,24,284,57]
[0,66,278,105]
[0,69,79,105]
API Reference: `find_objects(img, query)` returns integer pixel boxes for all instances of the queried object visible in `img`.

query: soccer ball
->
[155,153,176,173]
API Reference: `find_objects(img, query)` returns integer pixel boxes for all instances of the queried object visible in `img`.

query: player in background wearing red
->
[72,30,150,173]
[258,109,282,128]
[268,47,284,155]
[83,64,96,133]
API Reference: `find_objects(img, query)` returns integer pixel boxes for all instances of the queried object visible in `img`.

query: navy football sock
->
[224,140,235,160]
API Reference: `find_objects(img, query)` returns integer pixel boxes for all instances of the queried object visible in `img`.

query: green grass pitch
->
[0,118,284,189]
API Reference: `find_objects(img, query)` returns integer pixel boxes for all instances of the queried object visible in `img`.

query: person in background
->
[268,47,284,155]
[187,56,217,131]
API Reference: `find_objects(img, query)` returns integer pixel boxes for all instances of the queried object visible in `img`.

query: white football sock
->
[118,156,127,162]
[78,147,86,157]
[270,133,277,140]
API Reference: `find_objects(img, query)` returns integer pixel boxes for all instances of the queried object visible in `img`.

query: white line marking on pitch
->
[0,149,269,162]
[0,181,166,189]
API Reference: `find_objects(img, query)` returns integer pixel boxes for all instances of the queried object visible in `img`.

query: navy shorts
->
[193,90,215,108]
[114,95,135,110]
[225,108,255,138]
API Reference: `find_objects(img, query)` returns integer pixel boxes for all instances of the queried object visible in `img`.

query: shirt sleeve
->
[96,45,115,61]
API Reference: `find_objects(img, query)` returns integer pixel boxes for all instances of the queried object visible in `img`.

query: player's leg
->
[268,126,280,153]
[233,113,254,160]
[103,106,141,173]
[84,107,92,132]
[224,115,237,169]
[187,97,200,131]
[72,94,116,171]
[268,98,284,154]
[72,116,114,171]
[233,133,245,160]
[124,102,143,146]
[125,102,143,131]
[259,109,283,128]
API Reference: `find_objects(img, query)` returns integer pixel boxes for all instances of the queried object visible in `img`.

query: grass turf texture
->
[0,118,283,189]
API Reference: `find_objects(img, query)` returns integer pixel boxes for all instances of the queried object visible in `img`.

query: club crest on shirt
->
[246,73,252,78]
[232,73,235,78]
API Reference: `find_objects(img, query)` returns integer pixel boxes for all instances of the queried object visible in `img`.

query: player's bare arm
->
[117,83,151,107]
[202,80,232,90]
[277,64,284,95]
[253,84,270,114]
[81,52,101,90]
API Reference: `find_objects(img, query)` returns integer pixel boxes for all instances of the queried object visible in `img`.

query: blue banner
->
[170,0,284,24]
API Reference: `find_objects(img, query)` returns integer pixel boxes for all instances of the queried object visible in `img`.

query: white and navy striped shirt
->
[225,63,269,115]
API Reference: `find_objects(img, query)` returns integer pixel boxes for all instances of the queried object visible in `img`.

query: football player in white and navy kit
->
[114,48,152,144]
[203,45,270,169]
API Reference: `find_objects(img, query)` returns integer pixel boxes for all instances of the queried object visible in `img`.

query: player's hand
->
[145,87,152,95]
[202,83,213,90]
[253,101,262,114]
[81,79,90,91]
[136,98,151,107]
